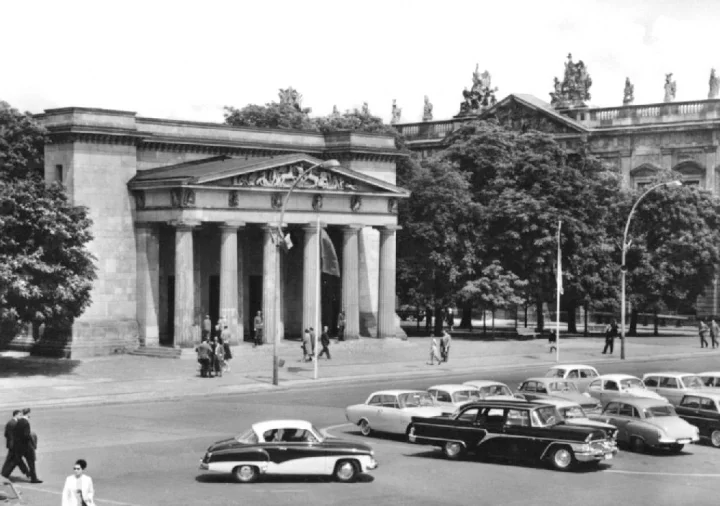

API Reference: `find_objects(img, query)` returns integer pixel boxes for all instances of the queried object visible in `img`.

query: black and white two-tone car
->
[199,419,377,483]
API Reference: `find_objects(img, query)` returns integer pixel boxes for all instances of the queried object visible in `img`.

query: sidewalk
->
[0,334,716,410]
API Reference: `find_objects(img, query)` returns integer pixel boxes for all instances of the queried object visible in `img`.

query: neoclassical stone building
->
[29,108,407,357]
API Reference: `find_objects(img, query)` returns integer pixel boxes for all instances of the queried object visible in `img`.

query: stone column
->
[220,222,244,345]
[171,219,200,347]
[377,225,400,338]
[302,224,321,336]
[341,225,362,340]
[135,223,160,347]
[262,225,279,345]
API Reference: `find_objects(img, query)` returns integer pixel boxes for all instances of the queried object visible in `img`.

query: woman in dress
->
[62,459,95,506]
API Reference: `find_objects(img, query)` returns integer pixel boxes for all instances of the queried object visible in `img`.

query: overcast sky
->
[3,0,720,124]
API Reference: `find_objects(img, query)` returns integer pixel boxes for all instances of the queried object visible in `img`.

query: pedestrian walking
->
[195,338,212,378]
[337,311,346,341]
[254,311,264,347]
[712,319,720,349]
[446,308,454,329]
[440,329,452,362]
[699,319,710,348]
[6,409,41,483]
[302,329,312,361]
[602,319,618,354]
[309,327,317,358]
[213,337,225,377]
[318,326,331,359]
[62,459,95,506]
[221,326,233,372]
[427,335,442,365]
[202,314,212,341]
[1,410,29,479]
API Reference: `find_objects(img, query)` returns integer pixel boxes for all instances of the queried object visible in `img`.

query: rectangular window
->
[55,164,64,183]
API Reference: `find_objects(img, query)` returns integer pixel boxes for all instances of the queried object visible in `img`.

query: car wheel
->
[232,465,258,483]
[668,443,684,453]
[549,446,575,471]
[359,419,372,436]
[334,459,358,483]
[442,441,465,460]
[711,430,720,448]
[630,437,645,453]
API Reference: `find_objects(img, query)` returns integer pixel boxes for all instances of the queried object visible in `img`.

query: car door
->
[269,428,327,475]
[611,403,636,442]
[677,395,703,436]
[698,396,719,439]
[577,368,598,393]
[587,379,604,403]
[451,406,483,448]
[363,394,384,429]
[501,408,536,461]
[658,376,682,405]
[376,395,401,432]
[475,408,507,457]
[600,402,626,441]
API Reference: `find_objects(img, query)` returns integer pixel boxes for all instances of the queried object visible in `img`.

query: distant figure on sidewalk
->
[699,320,710,348]
[712,319,720,349]
[213,337,225,378]
[202,314,212,340]
[195,338,212,378]
[221,326,233,372]
[62,459,95,506]
[1,410,29,479]
[254,311,264,347]
[548,330,557,353]
[427,335,442,365]
[446,308,454,329]
[319,326,331,359]
[302,329,312,361]
[440,329,452,362]
[602,320,618,354]
[337,311,346,341]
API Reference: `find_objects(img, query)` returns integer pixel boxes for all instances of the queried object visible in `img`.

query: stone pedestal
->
[172,220,199,347]
[135,223,160,347]
[220,222,244,345]
[377,226,399,338]
[342,225,362,339]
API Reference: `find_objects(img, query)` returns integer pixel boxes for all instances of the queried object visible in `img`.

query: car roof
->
[523,377,571,383]
[367,389,425,397]
[597,374,640,380]
[464,380,508,387]
[548,364,598,370]
[681,392,720,402]
[605,397,669,408]
[534,398,580,408]
[643,372,695,377]
[429,384,478,392]
[699,371,720,376]
[457,399,553,410]
[252,420,314,434]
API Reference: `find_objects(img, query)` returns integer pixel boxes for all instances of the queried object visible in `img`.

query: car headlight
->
[583,392,591,398]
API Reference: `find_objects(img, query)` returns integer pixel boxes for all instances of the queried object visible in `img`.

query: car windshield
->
[236,428,259,444]
[452,390,481,403]
[682,375,705,389]
[399,392,436,408]
[531,406,562,427]
[560,406,586,419]
[545,369,565,378]
[549,382,578,393]
[643,405,676,418]
[620,378,644,389]
[479,385,513,397]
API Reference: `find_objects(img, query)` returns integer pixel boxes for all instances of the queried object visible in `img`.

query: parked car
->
[407,399,617,471]
[586,374,667,405]
[534,398,618,434]
[589,398,699,453]
[545,364,600,393]
[699,371,720,387]
[462,380,521,400]
[642,372,720,406]
[427,384,481,408]
[517,377,602,414]
[0,478,22,504]
[675,392,720,448]
[199,419,377,483]
[346,390,448,436]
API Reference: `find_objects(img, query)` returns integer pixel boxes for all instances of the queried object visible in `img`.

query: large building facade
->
[21,107,406,357]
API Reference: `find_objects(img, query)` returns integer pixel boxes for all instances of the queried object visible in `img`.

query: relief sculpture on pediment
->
[170,188,195,208]
[231,164,358,191]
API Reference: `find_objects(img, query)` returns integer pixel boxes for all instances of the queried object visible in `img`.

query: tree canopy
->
[0,101,47,180]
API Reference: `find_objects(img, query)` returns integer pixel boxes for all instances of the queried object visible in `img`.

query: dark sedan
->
[676,393,720,448]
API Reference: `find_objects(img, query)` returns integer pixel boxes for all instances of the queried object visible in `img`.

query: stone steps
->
[128,346,182,359]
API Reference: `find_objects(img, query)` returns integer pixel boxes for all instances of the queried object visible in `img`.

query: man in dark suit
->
[1,410,28,479]
[8,409,41,483]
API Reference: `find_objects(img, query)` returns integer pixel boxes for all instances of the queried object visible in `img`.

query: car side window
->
[505,409,530,427]
[644,376,658,387]
[660,377,678,388]
[606,381,619,391]
[604,402,620,414]
[700,398,718,412]
[368,395,383,406]
[436,391,452,403]
[521,382,535,392]
[586,369,598,378]
[631,407,641,418]
[536,383,548,394]
[380,395,399,408]
[618,404,634,417]
[456,407,479,422]
[681,396,700,408]
[567,370,579,379]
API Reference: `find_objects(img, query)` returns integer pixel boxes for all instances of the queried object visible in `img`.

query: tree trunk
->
[491,310,496,338]
[653,311,659,337]
[460,302,473,330]
[524,304,528,328]
[483,309,487,336]
[629,309,638,336]
[583,303,589,337]
[567,300,577,333]
[425,307,432,333]
[434,307,444,336]
[536,296,544,332]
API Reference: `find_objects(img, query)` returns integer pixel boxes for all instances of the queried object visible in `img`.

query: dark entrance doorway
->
[163,275,175,346]
[209,275,220,330]
[321,273,341,335]
[248,275,263,342]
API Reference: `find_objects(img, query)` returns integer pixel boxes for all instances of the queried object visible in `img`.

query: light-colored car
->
[427,384,481,408]
[545,364,600,393]
[587,374,667,405]
[517,377,603,414]
[462,380,521,400]
[534,398,618,434]
[590,398,699,453]
[346,390,448,436]
[642,372,720,406]
[699,371,720,388]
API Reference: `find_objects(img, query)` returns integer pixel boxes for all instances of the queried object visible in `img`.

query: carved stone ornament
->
[387,198,398,214]
[458,64,498,116]
[271,193,283,210]
[710,69,719,99]
[134,190,146,210]
[171,189,195,208]
[312,194,323,211]
[550,53,593,109]
[623,77,635,106]
[230,164,358,191]
[391,99,402,125]
[350,195,362,212]
[664,73,677,103]
[229,190,239,208]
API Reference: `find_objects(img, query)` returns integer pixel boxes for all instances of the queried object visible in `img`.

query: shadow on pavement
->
[0,356,80,378]
[195,473,374,484]
[402,450,607,473]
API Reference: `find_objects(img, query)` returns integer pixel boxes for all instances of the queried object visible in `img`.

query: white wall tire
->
[549,446,575,471]
[334,460,358,483]
[232,465,258,483]
[359,419,372,436]
[442,441,465,460]
[711,430,720,448]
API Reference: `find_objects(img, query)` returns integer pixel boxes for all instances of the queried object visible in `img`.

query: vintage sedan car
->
[199,419,377,483]
[545,364,600,393]
[590,398,699,453]
[346,390,448,436]
[534,398,618,434]
[408,400,617,471]
[586,374,667,405]
[675,393,720,447]
[0,478,22,504]
[699,371,720,387]
[642,372,720,406]
[427,384,481,408]
[462,380,522,400]
[517,377,602,414]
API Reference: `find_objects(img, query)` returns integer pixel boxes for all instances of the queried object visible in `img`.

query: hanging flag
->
[320,229,340,277]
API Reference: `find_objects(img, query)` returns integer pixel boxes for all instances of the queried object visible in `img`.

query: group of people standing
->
[2,408,41,483]
[196,314,234,378]
[428,329,452,365]
[301,326,332,361]
[698,319,720,349]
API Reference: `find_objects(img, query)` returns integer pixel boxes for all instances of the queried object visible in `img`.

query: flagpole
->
[556,220,562,363]
[314,216,320,379]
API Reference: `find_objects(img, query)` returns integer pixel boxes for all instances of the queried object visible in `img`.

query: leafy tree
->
[224,102,318,131]
[0,101,47,180]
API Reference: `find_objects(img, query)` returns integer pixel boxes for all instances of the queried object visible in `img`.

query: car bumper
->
[657,436,699,446]
[573,441,618,462]
[364,457,378,471]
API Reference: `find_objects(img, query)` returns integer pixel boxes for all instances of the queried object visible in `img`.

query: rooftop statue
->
[278,87,310,113]
[710,69,719,99]
[361,102,370,116]
[623,77,635,106]
[664,73,677,103]
[550,53,592,109]
[458,64,498,116]
[422,95,433,121]
[391,99,402,124]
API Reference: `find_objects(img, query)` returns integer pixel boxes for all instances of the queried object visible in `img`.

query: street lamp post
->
[271,159,340,385]
[620,180,682,359]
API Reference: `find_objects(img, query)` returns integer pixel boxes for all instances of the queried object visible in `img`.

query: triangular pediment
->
[479,94,588,135]
[129,153,409,196]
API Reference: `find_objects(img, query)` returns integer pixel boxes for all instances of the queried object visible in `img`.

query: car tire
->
[630,437,645,453]
[442,441,465,460]
[334,459,358,483]
[549,446,576,471]
[668,443,684,453]
[711,430,720,448]
[232,465,258,483]
[359,419,372,436]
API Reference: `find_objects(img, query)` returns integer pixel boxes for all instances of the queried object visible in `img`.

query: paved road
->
[10,355,720,506]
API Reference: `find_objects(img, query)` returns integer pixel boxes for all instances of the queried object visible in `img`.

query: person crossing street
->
[318,326,331,359]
